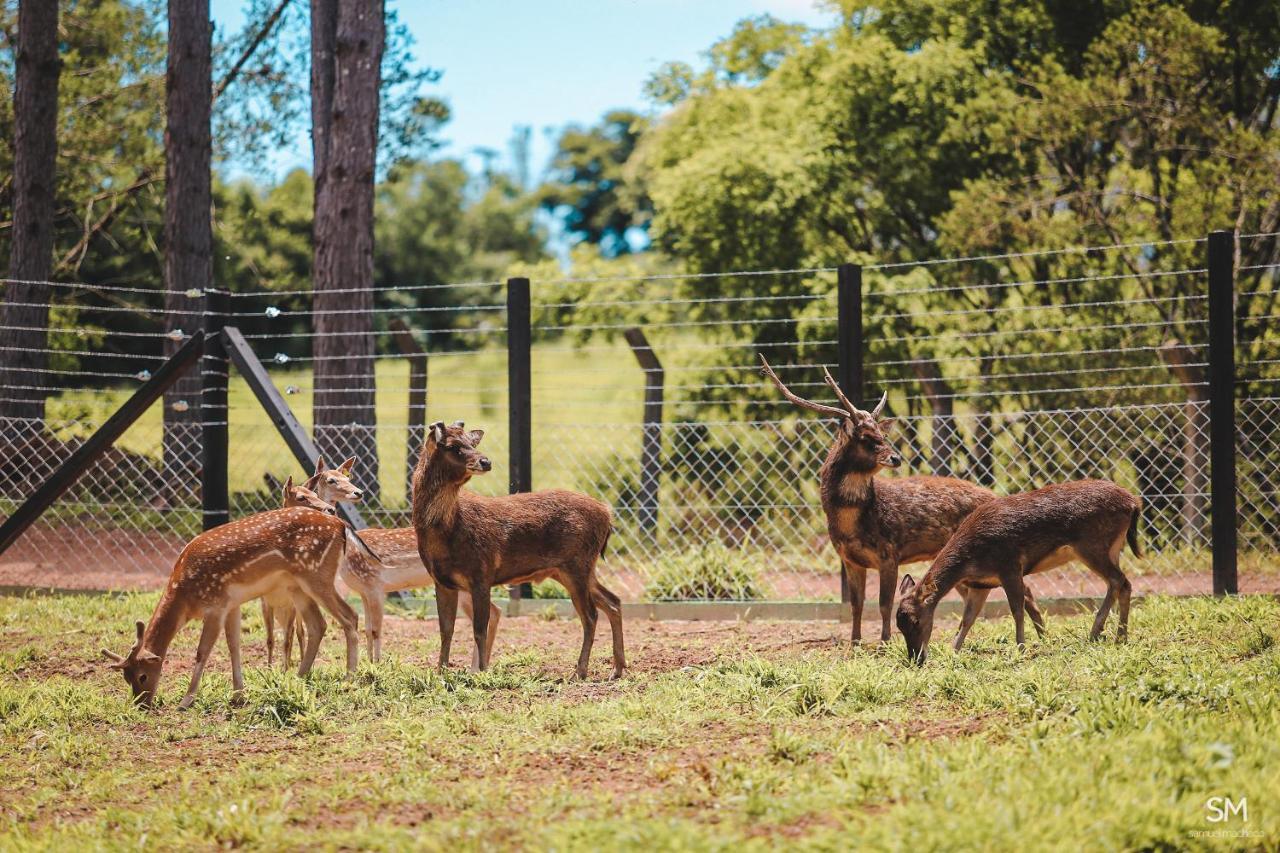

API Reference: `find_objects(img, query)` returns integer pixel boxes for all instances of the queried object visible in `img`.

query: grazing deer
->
[759,355,1046,646]
[411,421,624,679]
[101,506,375,708]
[896,479,1140,664]
[262,457,362,669]
[270,457,502,666]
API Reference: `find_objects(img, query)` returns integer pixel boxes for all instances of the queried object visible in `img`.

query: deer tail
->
[600,526,612,558]
[1126,506,1142,558]
[344,527,385,565]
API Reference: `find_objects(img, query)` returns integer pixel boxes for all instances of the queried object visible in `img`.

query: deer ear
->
[136,650,160,663]
[466,429,484,446]
[898,574,916,595]
[430,422,445,443]
[135,620,146,642]
[338,456,356,475]
[313,456,326,476]
[282,475,294,504]
[877,418,897,437]
[101,648,124,666]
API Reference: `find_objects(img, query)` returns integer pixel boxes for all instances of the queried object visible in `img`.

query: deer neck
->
[141,593,188,660]
[917,559,963,612]
[820,439,876,510]
[413,460,466,530]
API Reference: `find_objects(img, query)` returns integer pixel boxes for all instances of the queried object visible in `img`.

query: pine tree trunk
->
[162,0,213,490]
[0,0,60,435]
[311,0,382,497]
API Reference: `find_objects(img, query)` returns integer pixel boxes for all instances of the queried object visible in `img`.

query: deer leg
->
[300,580,359,677]
[178,613,224,710]
[362,591,385,663]
[469,584,494,673]
[281,604,298,672]
[1023,586,1047,639]
[844,560,866,646]
[592,582,626,679]
[562,572,597,680]
[224,606,245,703]
[999,572,1027,650]
[262,600,275,667]
[295,594,327,677]
[1080,547,1131,643]
[459,591,480,670]
[878,561,899,643]
[485,601,502,665]
[954,585,991,651]
[436,582,459,669]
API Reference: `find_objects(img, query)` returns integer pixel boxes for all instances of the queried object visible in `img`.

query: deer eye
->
[327,477,335,484]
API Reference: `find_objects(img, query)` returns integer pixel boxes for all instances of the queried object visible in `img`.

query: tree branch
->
[213,0,293,102]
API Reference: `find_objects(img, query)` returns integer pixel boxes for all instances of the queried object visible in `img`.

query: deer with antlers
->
[759,354,1046,646]
[102,503,378,708]
[897,479,1140,664]
[411,420,624,679]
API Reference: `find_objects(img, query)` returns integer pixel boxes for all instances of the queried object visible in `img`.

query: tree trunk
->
[161,0,213,491]
[0,0,60,434]
[910,359,957,478]
[310,0,338,180]
[312,0,383,497]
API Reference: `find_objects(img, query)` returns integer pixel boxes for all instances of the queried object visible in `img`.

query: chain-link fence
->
[1,233,1277,605]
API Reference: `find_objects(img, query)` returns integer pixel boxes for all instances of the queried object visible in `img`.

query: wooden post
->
[388,318,427,500]
[201,288,230,530]
[836,263,863,605]
[624,328,664,535]
[507,277,533,600]
[1207,230,1237,595]
[0,333,205,557]
[222,326,367,531]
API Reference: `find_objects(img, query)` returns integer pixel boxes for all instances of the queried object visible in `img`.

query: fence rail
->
[1,230,1277,608]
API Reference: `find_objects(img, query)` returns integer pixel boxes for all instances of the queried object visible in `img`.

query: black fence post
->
[1207,230,1238,596]
[624,328,664,536]
[507,277,533,601]
[201,289,229,530]
[389,318,428,502]
[836,263,864,606]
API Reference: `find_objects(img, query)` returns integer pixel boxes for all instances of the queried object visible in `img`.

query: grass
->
[0,593,1277,849]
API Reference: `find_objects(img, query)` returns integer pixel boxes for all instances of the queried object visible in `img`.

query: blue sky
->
[211,0,834,181]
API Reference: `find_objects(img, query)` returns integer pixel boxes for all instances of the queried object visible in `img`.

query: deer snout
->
[880,451,903,468]
[350,489,363,500]
[469,456,492,473]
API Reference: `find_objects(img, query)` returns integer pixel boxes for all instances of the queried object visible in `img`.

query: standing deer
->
[270,457,502,666]
[759,355,1046,645]
[262,475,337,670]
[262,456,363,668]
[101,506,374,708]
[896,479,1140,664]
[411,421,625,679]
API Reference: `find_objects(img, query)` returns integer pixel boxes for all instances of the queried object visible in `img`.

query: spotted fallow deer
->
[411,421,624,679]
[759,355,1046,646]
[101,506,376,708]
[897,479,1140,664]
[261,475,337,670]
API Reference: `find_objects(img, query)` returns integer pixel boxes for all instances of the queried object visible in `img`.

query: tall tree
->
[161,0,213,483]
[312,0,383,494]
[0,0,60,432]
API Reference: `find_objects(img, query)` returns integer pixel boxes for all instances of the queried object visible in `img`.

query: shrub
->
[645,539,767,601]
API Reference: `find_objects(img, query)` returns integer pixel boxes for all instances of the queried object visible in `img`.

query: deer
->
[411,420,625,679]
[101,504,377,708]
[262,457,362,669]
[759,354,1046,646]
[896,479,1140,664]
[269,457,503,667]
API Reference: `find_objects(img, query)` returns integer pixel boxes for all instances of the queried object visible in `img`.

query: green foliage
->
[645,539,767,601]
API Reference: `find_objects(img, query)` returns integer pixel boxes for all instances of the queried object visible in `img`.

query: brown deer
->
[896,479,1140,664]
[262,457,362,669]
[411,421,624,679]
[101,506,375,708]
[759,354,1046,646]
[269,457,503,666]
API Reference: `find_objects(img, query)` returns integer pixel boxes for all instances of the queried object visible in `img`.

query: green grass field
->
[0,593,1276,849]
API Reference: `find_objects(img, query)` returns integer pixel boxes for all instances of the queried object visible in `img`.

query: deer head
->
[281,475,336,515]
[101,620,163,707]
[894,574,932,664]
[311,455,363,504]
[758,354,901,473]
[427,420,490,481]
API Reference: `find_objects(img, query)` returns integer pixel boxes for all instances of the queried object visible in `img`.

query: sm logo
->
[1206,797,1248,823]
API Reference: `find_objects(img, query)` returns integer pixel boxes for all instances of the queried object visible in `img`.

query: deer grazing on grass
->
[896,479,1140,664]
[101,504,378,708]
[411,421,625,679]
[759,354,1046,646]
[270,457,502,666]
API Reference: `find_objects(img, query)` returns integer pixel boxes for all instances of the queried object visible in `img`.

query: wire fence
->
[0,230,1277,607]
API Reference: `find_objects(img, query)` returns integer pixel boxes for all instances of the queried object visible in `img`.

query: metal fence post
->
[201,288,229,530]
[836,263,863,605]
[624,328,664,536]
[1207,230,1238,595]
[507,277,533,601]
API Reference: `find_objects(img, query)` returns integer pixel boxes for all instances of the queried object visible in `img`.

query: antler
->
[820,367,859,416]
[758,354,848,418]
[870,390,888,418]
